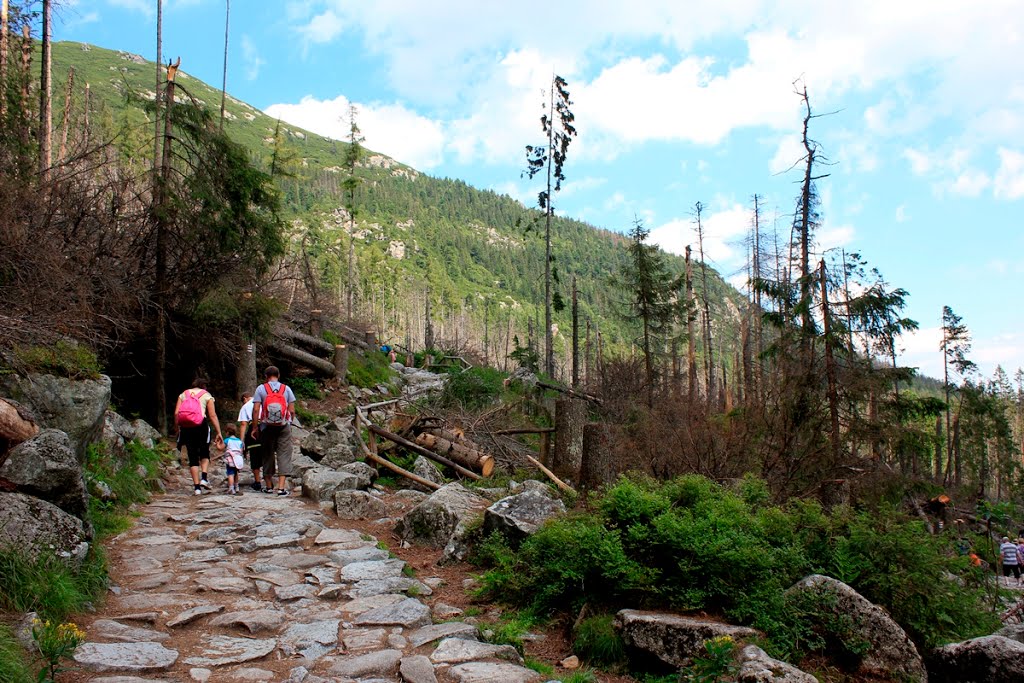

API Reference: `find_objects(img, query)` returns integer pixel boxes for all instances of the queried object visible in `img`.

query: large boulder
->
[335,490,388,519]
[300,418,357,466]
[784,575,926,682]
[100,410,136,457]
[0,373,111,460]
[0,429,90,521]
[302,467,369,505]
[927,635,1024,683]
[483,489,565,542]
[737,645,818,682]
[0,492,90,560]
[130,418,161,449]
[395,482,489,562]
[411,456,446,492]
[614,609,759,668]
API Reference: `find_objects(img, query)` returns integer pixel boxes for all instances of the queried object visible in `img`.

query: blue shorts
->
[226,465,239,476]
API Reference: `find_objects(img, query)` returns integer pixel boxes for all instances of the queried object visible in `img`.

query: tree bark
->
[57,66,73,162]
[552,398,586,481]
[218,0,229,130]
[0,399,39,446]
[415,433,495,477]
[38,0,52,177]
[236,338,257,399]
[571,277,579,387]
[820,259,841,466]
[686,245,697,404]
[333,345,348,384]
[267,339,336,375]
[580,422,617,489]
[153,0,162,173]
[0,0,8,120]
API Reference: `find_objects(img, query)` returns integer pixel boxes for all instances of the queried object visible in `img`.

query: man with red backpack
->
[174,378,224,495]
[250,366,297,496]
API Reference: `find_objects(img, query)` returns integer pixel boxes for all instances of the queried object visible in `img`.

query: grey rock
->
[340,593,407,617]
[191,668,212,682]
[274,583,318,601]
[995,623,1024,644]
[511,480,556,497]
[315,527,369,546]
[927,635,1024,683]
[0,429,90,521]
[101,410,135,457]
[237,533,302,553]
[167,604,224,628]
[389,633,409,649]
[448,662,540,683]
[0,372,111,459]
[182,636,277,667]
[131,418,161,448]
[401,655,438,683]
[343,627,387,652]
[300,418,357,465]
[209,609,285,633]
[91,619,169,643]
[318,584,346,599]
[90,479,116,501]
[74,641,179,672]
[354,597,432,628]
[341,460,378,481]
[226,669,274,681]
[342,559,407,581]
[396,483,488,561]
[348,576,431,597]
[784,575,926,682]
[411,457,446,492]
[408,621,479,647]
[737,645,818,682]
[329,649,403,677]
[615,609,759,668]
[430,638,523,664]
[202,576,251,593]
[179,547,228,563]
[335,490,389,519]
[393,489,430,505]
[328,546,391,566]
[508,367,538,389]
[432,602,464,620]
[302,467,368,504]
[484,490,565,541]
[279,619,340,659]
[0,492,89,559]
[288,666,310,683]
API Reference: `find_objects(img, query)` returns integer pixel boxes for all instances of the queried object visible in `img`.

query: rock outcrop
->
[411,456,446,492]
[0,372,111,459]
[784,575,926,682]
[396,482,489,562]
[335,490,388,519]
[483,487,564,541]
[0,492,90,560]
[300,417,357,466]
[927,635,1024,683]
[614,609,759,668]
[0,429,90,521]
[301,467,369,505]
[737,645,818,682]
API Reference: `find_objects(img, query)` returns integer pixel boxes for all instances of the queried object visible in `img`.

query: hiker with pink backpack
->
[250,366,297,496]
[174,378,225,495]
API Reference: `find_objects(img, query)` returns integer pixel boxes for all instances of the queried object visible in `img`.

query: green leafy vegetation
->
[290,376,324,400]
[12,341,101,380]
[572,614,626,668]
[0,623,34,683]
[294,405,329,428]
[347,351,396,389]
[683,636,739,683]
[477,474,1000,660]
[0,547,107,623]
[439,366,507,410]
[85,441,167,537]
[482,612,538,654]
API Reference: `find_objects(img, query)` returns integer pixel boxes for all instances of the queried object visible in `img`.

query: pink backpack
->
[177,389,207,427]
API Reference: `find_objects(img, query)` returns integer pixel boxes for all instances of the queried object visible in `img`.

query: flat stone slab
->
[342,628,387,652]
[341,559,407,580]
[348,577,431,597]
[202,577,252,593]
[167,604,225,628]
[430,638,522,664]
[340,593,407,616]
[122,557,165,576]
[408,621,479,647]
[243,569,303,587]
[315,528,368,545]
[238,534,302,553]
[74,641,179,672]
[328,649,402,678]
[280,619,339,660]
[179,547,229,562]
[225,668,274,681]
[133,572,174,590]
[354,597,431,629]
[448,662,541,683]
[209,610,286,633]
[183,635,277,667]
[91,619,169,643]
[328,546,390,566]
[401,655,438,683]
[274,583,318,601]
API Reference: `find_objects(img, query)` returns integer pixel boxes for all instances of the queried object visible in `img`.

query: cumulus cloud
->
[241,35,264,81]
[648,203,750,265]
[264,96,446,170]
[994,148,1024,199]
[297,10,345,45]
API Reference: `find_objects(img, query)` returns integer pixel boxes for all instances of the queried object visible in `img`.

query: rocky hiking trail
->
[67,479,545,683]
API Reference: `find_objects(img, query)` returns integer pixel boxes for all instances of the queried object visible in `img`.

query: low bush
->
[0,545,107,622]
[12,341,101,380]
[478,473,1000,663]
[439,367,506,410]
[294,405,329,427]
[573,614,626,668]
[289,376,324,400]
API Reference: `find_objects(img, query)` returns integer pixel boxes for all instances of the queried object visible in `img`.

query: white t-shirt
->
[237,399,254,423]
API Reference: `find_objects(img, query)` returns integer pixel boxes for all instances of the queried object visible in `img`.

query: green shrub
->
[561,670,598,683]
[439,367,506,410]
[84,441,167,537]
[484,612,538,653]
[573,614,626,668]
[0,544,107,622]
[289,377,324,400]
[294,405,329,427]
[348,351,395,389]
[0,623,34,683]
[13,341,101,380]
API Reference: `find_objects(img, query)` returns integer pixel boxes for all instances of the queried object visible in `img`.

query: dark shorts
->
[245,430,262,470]
[226,465,238,477]
[179,423,210,467]
[1004,564,1021,579]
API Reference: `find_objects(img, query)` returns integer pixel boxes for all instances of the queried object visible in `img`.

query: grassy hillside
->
[49,41,747,373]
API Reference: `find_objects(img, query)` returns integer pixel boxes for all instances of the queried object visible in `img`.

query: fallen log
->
[415,432,494,477]
[536,380,603,405]
[522,452,576,495]
[363,420,482,481]
[352,421,440,491]
[275,326,335,354]
[266,339,336,375]
[421,426,465,443]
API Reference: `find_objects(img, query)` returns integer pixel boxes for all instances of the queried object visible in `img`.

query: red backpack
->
[177,389,207,427]
[260,383,291,426]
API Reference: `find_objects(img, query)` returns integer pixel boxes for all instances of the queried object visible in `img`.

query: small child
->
[220,424,245,495]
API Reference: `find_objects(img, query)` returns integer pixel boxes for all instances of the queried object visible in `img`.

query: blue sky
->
[58,0,1024,380]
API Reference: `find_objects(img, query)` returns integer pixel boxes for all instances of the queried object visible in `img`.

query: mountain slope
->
[49,41,748,377]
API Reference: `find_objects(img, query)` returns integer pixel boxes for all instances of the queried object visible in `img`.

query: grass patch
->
[347,351,395,389]
[12,341,101,380]
[84,441,168,538]
[0,545,108,622]
[0,623,35,683]
[573,614,626,668]
[561,670,598,683]
[524,658,555,677]
[294,405,329,428]
[483,612,538,653]
[290,377,324,400]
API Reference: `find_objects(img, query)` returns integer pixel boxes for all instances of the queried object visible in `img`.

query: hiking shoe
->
[199,479,212,490]
[233,489,243,496]
[193,488,203,496]
[263,487,274,494]
[250,481,262,491]
[277,489,289,497]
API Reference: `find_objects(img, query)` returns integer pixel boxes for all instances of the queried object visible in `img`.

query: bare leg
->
[190,465,201,486]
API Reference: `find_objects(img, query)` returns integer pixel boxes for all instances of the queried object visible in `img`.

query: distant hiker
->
[389,348,398,363]
[236,392,263,492]
[251,366,297,497]
[219,424,245,495]
[174,378,224,495]
[1000,536,1021,584]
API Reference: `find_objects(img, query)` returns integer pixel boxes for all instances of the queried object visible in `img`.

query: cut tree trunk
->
[0,398,39,448]
[236,338,258,399]
[267,339,335,375]
[580,422,617,489]
[552,398,586,482]
[415,432,494,477]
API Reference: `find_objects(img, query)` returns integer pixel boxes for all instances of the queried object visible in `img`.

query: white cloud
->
[816,223,855,253]
[264,96,446,170]
[994,148,1024,200]
[298,10,345,45]
[770,135,806,174]
[648,203,750,266]
[241,35,264,82]
[897,325,945,379]
[947,169,991,197]
[895,205,908,223]
[107,0,152,16]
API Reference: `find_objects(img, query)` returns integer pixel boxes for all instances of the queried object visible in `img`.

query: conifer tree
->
[941,305,976,483]
[343,104,364,320]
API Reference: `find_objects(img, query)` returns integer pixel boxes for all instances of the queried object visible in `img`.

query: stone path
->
[72,478,542,683]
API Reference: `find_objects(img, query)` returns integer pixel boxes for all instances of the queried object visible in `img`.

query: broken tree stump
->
[333,345,348,385]
[552,398,586,481]
[580,422,618,490]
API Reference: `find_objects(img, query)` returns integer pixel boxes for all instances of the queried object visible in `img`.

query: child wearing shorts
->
[220,424,246,495]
